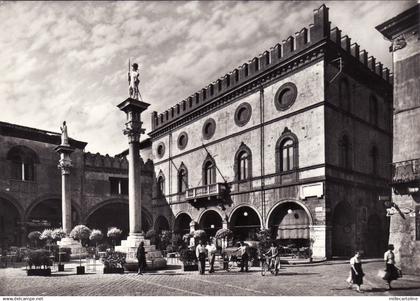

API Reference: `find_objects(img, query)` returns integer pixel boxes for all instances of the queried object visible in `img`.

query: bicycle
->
[260,254,279,276]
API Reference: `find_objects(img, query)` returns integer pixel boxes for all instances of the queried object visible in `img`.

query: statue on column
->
[128,61,143,101]
[60,121,69,146]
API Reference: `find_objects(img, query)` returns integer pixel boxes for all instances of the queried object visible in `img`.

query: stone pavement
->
[1,259,419,296]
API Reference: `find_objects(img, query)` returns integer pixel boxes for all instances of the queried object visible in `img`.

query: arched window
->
[339,135,351,169]
[275,128,298,173]
[7,146,38,181]
[178,164,188,193]
[280,139,294,171]
[370,146,378,175]
[234,144,252,181]
[369,95,378,126]
[157,174,165,197]
[203,157,216,185]
[339,78,350,111]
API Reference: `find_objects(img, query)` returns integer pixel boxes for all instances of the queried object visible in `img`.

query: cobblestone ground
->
[1,259,419,296]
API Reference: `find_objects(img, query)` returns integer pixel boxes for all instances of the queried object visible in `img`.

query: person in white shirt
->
[383,244,399,290]
[236,241,249,272]
[196,240,207,275]
[348,251,364,293]
[206,238,217,273]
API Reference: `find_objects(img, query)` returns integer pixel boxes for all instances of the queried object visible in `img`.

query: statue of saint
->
[60,121,69,146]
[128,62,143,101]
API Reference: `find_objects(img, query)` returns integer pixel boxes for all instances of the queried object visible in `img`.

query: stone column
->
[54,144,74,234]
[115,98,166,270]
[55,143,83,256]
[118,98,149,235]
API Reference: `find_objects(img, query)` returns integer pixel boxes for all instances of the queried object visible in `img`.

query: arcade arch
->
[197,209,223,238]
[266,200,312,248]
[0,197,23,248]
[229,205,262,241]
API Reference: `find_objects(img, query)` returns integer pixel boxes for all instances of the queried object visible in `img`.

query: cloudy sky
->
[0,1,414,155]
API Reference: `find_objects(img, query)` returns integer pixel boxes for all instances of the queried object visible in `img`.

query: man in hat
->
[128,63,141,100]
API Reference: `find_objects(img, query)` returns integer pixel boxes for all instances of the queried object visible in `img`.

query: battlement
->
[328,27,392,83]
[84,152,128,170]
[84,151,154,172]
[151,4,392,133]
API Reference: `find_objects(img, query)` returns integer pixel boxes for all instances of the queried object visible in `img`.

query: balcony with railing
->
[392,158,420,184]
[185,183,229,207]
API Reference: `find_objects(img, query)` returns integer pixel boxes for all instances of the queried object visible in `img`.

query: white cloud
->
[0,1,414,155]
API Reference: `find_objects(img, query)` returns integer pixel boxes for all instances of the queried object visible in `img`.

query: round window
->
[177,132,188,150]
[274,82,297,111]
[202,118,216,140]
[234,102,252,127]
[156,142,165,158]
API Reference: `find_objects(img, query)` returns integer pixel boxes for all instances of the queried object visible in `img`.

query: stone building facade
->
[0,121,155,249]
[377,4,420,274]
[149,4,393,259]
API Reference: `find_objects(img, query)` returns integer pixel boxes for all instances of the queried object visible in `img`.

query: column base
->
[115,233,166,271]
[58,237,87,259]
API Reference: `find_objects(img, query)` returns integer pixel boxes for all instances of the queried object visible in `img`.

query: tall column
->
[55,145,74,234]
[118,98,150,235]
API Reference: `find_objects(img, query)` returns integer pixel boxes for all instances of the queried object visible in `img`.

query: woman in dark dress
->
[136,241,147,275]
[383,244,399,289]
[350,251,364,293]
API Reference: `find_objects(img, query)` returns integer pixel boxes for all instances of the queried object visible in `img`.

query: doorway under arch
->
[267,201,311,248]
[229,206,261,241]
[154,215,170,234]
[26,199,79,233]
[365,214,384,257]
[0,198,22,248]
[332,201,355,257]
[173,213,191,236]
[198,210,223,238]
[86,202,152,241]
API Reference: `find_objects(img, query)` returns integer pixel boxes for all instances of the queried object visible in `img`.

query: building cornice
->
[375,4,419,40]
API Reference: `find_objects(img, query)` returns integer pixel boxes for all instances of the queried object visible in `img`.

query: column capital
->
[58,158,73,175]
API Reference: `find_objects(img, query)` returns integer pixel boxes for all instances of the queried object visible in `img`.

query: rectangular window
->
[110,177,128,195]
[24,163,34,181]
[11,161,22,180]
[416,205,420,241]
[0,216,4,233]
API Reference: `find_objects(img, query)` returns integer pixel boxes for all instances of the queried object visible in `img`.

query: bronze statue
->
[128,61,143,101]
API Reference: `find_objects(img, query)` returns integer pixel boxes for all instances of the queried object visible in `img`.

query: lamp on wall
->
[243,211,248,217]
[210,224,215,229]
[287,209,293,214]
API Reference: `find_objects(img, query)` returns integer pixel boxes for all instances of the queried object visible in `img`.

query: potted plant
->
[215,228,233,251]
[40,229,53,252]
[89,229,103,259]
[158,230,172,255]
[101,250,126,274]
[26,249,52,276]
[69,225,91,274]
[27,231,41,248]
[179,248,198,271]
[107,227,122,250]
[51,228,66,271]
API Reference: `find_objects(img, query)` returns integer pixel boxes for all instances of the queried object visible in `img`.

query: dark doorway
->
[0,198,21,248]
[174,213,192,236]
[198,210,223,238]
[230,206,261,241]
[332,201,355,257]
[155,215,170,234]
[365,214,384,257]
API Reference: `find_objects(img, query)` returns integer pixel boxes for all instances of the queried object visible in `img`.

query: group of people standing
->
[195,238,217,274]
[346,244,401,293]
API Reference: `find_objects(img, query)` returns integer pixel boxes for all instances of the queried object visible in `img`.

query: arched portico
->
[0,197,24,248]
[197,209,224,238]
[173,212,192,236]
[228,205,262,241]
[266,200,312,248]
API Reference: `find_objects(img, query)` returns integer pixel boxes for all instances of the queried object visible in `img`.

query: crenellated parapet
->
[150,4,392,135]
[84,152,154,174]
[328,26,392,84]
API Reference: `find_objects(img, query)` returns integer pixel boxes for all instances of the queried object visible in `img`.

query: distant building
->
[149,4,393,259]
[0,121,154,249]
[376,3,420,274]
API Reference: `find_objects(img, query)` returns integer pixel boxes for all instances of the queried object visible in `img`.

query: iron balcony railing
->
[392,158,420,184]
[185,183,228,201]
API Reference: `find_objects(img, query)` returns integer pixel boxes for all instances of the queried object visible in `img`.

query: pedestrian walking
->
[196,240,207,275]
[206,238,217,273]
[348,251,364,293]
[136,241,147,275]
[383,244,400,290]
[236,241,249,272]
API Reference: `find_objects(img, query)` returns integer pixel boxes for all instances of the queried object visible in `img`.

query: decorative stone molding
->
[202,118,216,140]
[274,82,298,111]
[177,131,188,150]
[58,158,72,175]
[391,35,407,52]
[234,102,252,127]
